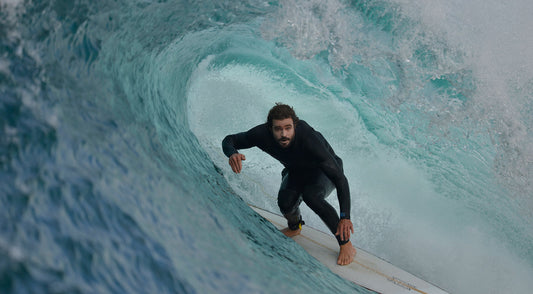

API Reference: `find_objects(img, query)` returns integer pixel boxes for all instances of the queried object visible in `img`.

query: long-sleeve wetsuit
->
[222,120,351,227]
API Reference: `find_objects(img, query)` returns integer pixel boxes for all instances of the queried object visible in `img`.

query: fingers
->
[344,223,353,240]
[341,227,349,241]
[336,219,354,241]
[229,154,246,173]
[229,156,240,173]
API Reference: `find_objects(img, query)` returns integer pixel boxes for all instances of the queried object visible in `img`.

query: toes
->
[338,255,344,265]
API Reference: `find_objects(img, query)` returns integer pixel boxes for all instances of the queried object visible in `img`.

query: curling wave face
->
[1,0,532,294]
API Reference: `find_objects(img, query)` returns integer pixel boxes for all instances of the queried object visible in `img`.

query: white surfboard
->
[250,205,449,294]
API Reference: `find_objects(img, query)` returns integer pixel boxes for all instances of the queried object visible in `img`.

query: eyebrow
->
[275,124,292,128]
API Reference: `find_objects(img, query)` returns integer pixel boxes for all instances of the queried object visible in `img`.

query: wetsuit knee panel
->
[301,189,328,209]
[277,189,301,214]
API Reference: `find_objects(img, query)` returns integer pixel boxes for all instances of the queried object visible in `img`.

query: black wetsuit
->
[222,120,351,245]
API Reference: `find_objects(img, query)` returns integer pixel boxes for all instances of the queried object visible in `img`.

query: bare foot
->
[281,227,301,238]
[337,241,356,265]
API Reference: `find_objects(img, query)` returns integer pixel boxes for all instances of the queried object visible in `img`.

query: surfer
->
[222,103,356,265]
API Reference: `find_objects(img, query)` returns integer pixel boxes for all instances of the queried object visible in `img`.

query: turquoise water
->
[1,0,532,293]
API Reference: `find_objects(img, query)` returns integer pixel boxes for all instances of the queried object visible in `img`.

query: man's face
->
[272,118,295,148]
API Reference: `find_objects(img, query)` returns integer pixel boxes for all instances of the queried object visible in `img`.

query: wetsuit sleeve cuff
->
[340,212,350,220]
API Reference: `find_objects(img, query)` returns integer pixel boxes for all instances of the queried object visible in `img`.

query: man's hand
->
[336,219,354,242]
[229,153,246,173]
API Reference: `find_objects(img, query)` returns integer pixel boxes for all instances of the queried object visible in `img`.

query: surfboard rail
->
[250,205,449,294]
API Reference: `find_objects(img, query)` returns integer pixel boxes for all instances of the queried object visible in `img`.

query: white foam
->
[261,0,361,69]
[390,0,533,201]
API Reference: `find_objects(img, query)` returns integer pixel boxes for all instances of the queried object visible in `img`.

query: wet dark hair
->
[267,103,299,129]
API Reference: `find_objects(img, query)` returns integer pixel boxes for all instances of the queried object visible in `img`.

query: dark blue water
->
[1,0,532,293]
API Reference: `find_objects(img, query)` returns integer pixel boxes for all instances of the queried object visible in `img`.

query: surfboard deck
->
[250,205,449,294]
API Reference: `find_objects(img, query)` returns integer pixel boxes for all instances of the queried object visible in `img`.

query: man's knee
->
[302,187,328,209]
[278,189,300,214]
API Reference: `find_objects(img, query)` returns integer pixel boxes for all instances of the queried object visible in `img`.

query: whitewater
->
[1,0,532,293]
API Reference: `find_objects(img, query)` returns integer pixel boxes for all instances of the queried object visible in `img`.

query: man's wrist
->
[340,212,350,220]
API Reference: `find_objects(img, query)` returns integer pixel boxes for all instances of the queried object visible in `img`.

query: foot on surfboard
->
[282,219,304,238]
[281,227,301,237]
[337,241,356,265]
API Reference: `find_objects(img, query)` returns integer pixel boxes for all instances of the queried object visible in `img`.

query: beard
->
[278,137,291,147]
